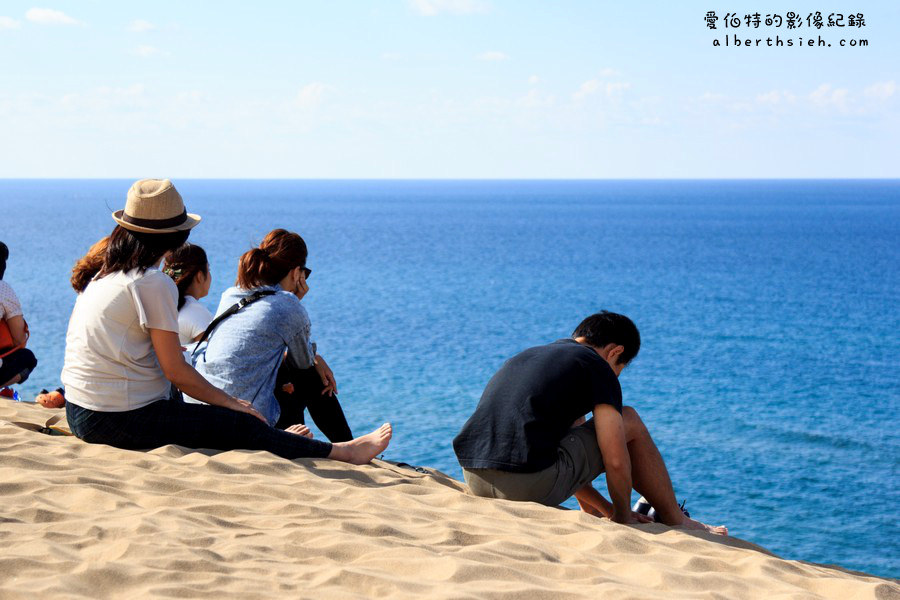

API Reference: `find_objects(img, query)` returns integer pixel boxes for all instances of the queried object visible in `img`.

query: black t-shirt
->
[453,338,622,473]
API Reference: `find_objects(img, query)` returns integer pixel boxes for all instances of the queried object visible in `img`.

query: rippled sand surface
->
[1,399,896,599]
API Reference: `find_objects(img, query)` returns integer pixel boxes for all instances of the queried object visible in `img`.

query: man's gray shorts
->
[462,420,605,507]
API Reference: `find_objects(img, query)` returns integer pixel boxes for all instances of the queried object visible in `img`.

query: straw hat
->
[112,179,201,234]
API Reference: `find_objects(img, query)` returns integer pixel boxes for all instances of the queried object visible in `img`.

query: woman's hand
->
[314,354,337,396]
[227,397,267,423]
[294,269,309,300]
[151,329,268,422]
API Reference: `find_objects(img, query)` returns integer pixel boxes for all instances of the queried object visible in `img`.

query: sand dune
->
[0,399,896,599]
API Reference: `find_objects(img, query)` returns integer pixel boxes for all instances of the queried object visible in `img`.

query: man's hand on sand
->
[631,511,654,524]
[610,511,655,525]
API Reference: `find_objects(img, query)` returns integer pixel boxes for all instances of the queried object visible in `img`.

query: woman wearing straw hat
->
[61,179,391,463]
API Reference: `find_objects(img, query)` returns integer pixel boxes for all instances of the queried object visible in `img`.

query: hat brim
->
[112,210,202,234]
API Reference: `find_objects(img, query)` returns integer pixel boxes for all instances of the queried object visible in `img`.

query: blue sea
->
[3,179,898,579]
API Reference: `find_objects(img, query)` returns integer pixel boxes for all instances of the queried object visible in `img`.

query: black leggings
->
[66,399,333,459]
[0,348,37,386]
[274,364,353,442]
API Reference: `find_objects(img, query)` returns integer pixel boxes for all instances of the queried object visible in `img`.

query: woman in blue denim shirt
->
[191,229,354,442]
[64,180,390,463]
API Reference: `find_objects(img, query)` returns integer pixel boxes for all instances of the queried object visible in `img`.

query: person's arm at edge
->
[284,307,337,395]
[6,315,27,347]
[150,328,266,422]
[593,403,633,523]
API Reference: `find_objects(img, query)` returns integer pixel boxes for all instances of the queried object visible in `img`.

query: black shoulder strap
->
[191,290,277,355]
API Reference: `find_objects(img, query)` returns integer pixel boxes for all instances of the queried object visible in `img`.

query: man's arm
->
[574,484,614,518]
[593,404,634,523]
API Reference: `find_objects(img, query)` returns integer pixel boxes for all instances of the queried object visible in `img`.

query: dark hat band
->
[120,209,188,230]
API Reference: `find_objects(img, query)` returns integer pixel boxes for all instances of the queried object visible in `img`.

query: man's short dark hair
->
[573,311,641,365]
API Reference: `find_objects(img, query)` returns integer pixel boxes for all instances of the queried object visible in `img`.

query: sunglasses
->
[301,267,312,279]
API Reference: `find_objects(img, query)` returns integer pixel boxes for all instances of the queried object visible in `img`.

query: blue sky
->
[1,1,897,178]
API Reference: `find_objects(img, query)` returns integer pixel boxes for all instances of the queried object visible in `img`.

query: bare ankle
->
[328,443,347,460]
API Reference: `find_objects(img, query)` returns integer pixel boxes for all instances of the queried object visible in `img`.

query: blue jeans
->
[66,399,333,459]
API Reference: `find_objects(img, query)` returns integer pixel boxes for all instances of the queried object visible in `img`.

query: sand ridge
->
[0,399,896,599]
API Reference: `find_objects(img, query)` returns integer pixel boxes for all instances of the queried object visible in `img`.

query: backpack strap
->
[191,290,276,356]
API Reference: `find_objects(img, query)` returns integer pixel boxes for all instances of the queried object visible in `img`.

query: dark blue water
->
[3,180,898,578]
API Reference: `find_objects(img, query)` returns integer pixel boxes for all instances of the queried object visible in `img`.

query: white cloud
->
[697,82,898,118]
[573,79,600,101]
[133,45,167,58]
[864,81,896,101]
[573,70,631,102]
[60,84,148,111]
[756,90,797,107]
[175,90,204,105]
[128,19,155,32]
[516,89,555,109]
[296,82,333,109]
[408,0,488,16]
[604,82,631,96]
[0,16,22,29]
[477,51,508,62]
[381,52,403,61]
[699,92,727,103]
[756,90,780,105]
[25,8,81,26]
[809,84,849,111]
[528,75,539,85]
[573,79,631,102]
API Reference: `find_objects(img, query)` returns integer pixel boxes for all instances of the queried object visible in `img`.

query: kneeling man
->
[453,311,726,534]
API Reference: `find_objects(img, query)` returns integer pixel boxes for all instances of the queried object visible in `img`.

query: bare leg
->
[327,423,392,465]
[623,407,728,535]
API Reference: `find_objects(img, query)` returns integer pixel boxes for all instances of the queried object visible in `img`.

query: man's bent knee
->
[622,405,648,439]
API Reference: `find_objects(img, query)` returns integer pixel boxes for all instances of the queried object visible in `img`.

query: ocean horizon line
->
[2,177,900,183]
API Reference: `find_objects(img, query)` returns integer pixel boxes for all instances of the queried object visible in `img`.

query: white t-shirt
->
[0,280,23,320]
[61,268,180,412]
[178,295,213,361]
[0,280,23,370]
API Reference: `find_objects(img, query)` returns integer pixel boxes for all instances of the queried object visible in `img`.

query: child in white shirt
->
[163,243,213,361]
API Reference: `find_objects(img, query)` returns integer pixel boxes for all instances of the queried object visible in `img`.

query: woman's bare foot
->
[285,424,313,438]
[329,423,392,465]
[679,516,728,536]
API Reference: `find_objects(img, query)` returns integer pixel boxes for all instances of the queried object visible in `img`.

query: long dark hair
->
[0,241,8,280]
[164,243,209,310]
[97,226,190,280]
[236,229,307,289]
